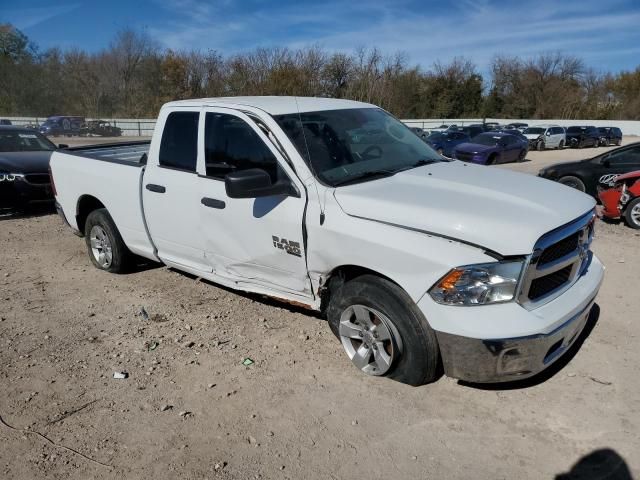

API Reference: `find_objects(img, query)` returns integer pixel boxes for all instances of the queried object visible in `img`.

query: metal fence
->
[4,115,640,137]
[2,117,156,137]
[401,118,640,136]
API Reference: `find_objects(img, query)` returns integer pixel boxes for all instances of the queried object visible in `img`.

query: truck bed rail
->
[66,141,150,165]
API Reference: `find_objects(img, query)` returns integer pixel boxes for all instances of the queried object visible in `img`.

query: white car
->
[51,97,604,386]
[523,125,566,151]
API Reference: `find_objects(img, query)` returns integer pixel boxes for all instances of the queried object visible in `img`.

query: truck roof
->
[164,96,376,115]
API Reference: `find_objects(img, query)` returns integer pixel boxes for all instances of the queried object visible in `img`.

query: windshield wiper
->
[396,158,441,173]
[333,169,397,187]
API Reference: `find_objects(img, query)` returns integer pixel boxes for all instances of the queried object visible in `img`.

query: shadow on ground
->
[556,448,634,480]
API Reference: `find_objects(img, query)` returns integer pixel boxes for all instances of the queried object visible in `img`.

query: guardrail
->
[3,116,640,136]
[2,117,156,137]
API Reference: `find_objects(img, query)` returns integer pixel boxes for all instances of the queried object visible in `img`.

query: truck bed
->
[51,143,156,261]
[66,141,150,165]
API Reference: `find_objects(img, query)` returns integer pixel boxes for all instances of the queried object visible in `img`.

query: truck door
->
[197,108,311,296]
[142,109,212,272]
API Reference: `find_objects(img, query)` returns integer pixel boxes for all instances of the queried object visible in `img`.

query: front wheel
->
[536,140,545,151]
[84,208,132,273]
[558,175,586,192]
[624,198,640,229]
[557,140,565,149]
[327,275,440,386]
[517,150,527,162]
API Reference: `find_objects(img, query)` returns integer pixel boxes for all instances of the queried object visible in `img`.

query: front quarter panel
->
[306,190,496,302]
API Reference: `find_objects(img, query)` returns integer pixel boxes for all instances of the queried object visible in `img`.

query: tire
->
[327,274,440,386]
[623,198,640,229]
[558,140,565,149]
[486,154,497,166]
[436,148,443,155]
[84,208,132,273]
[536,140,545,151]
[517,149,527,162]
[616,139,622,146]
[558,176,586,192]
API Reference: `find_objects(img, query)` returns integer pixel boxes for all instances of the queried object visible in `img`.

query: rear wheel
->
[624,198,640,229]
[558,176,586,192]
[436,148,443,155]
[84,208,132,273]
[327,275,440,386]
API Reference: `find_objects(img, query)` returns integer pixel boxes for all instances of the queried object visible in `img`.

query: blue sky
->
[2,0,640,74]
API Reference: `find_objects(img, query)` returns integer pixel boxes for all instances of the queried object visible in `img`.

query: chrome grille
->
[519,211,595,307]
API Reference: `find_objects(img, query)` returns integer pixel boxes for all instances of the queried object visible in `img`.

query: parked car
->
[0,119,12,126]
[523,125,566,151]
[482,122,501,131]
[597,127,623,147]
[598,170,640,229]
[0,126,61,211]
[495,128,528,142]
[51,96,603,386]
[453,132,528,165]
[39,116,86,137]
[409,127,428,140]
[425,130,470,157]
[85,120,123,137]
[506,122,528,132]
[565,126,599,148]
[538,142,640,197]
[460,124,485,139]
[429,123,458,133]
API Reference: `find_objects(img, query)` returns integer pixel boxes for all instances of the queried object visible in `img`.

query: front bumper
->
[0,176,54,209]
[436,298,595,382]
[422,254,604,383]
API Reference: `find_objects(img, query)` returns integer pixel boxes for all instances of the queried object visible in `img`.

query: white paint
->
[51,96,604,349]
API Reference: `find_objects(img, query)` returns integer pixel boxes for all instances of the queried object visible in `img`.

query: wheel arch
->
[319,264,404,314]
[76,195,106,236]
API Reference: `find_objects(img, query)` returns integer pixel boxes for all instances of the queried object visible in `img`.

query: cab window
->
[204,113,281,182]
[159,111,199,172]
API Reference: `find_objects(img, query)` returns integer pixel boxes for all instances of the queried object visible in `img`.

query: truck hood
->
[333,161,595,256]
[0,151,53,174]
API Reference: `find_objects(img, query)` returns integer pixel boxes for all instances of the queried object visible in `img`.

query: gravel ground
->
[0,137,638,479]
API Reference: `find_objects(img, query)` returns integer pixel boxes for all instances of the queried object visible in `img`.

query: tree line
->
[1,24,639,120]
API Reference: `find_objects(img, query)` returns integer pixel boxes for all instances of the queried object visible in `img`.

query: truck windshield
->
[0,130,56,152]
[274,108,442,187]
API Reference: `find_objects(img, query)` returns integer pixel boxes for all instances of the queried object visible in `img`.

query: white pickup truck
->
[51,97,604,386]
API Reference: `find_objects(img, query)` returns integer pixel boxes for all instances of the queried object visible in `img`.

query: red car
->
[598,170,640,229]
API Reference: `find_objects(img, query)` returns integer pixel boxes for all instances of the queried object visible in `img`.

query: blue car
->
[425,131,470,157]
[453,132,528,165]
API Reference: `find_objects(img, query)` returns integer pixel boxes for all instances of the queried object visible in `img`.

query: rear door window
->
[159,111,199,172]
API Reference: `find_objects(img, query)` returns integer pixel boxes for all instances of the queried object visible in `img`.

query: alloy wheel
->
[338,305,402,376]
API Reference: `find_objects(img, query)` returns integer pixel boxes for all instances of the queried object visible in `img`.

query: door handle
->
[201,197,226,209]
[146,184,166,193]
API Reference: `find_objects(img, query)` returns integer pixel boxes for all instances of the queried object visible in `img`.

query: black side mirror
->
[58,144,69,149]
[225,168,299,199]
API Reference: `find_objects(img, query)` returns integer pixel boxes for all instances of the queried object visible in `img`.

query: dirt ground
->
[1,137,638,479]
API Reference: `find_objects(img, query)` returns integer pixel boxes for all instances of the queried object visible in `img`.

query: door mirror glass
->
[225,168,298,199]
[545,131,551,136]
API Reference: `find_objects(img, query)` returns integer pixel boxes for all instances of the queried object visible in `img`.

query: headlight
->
[429,260,524,306]
[0,173,24,182]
